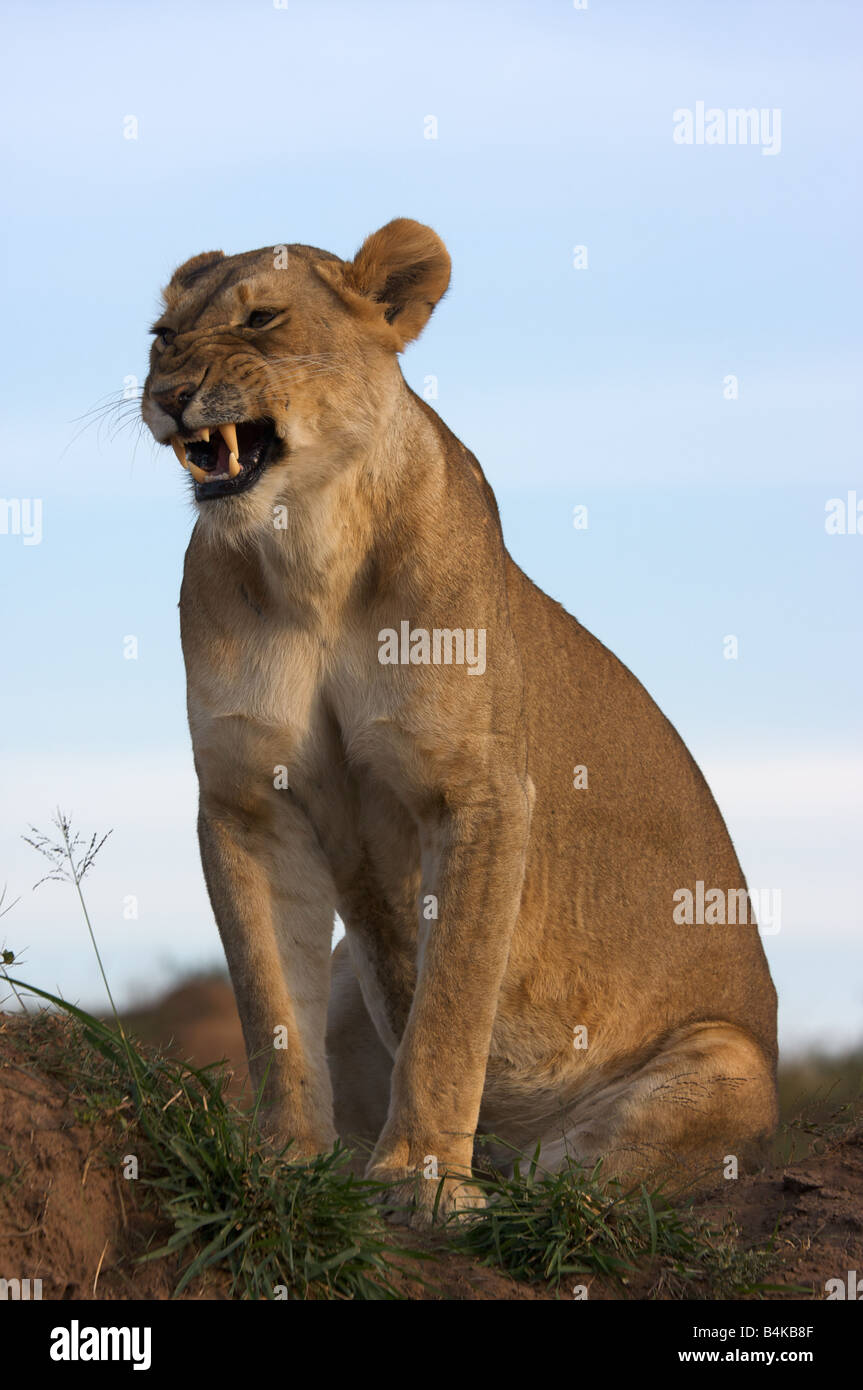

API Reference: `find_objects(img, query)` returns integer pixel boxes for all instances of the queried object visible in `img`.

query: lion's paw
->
[367,1164,487,1229]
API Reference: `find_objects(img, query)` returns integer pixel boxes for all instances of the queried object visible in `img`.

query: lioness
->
[142,219,778,1225]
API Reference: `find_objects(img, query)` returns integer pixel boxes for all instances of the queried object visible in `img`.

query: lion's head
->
[142,219,451,540]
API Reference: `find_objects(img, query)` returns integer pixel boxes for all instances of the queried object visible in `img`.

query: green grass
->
[2,986,818,1301]
[5,810,413,1299]
[455,1146,787,1298]
[4,808,850,1302]
[6,984,405,1300]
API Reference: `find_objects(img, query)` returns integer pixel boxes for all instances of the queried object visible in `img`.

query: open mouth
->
[170,420,280,501]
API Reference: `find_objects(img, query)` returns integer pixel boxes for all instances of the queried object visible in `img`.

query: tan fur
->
[142,220,778,1226]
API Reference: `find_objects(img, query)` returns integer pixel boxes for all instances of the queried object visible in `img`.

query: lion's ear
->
[163,250,225,305]
[317,220,451,349]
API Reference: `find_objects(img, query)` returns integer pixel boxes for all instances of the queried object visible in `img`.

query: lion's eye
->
[246,309,278,329]
[151,327,176,350]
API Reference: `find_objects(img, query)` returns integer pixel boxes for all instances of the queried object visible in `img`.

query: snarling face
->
[141,221,451,540]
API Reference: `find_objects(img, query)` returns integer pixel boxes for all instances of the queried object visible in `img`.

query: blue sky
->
[1,0,861,1051]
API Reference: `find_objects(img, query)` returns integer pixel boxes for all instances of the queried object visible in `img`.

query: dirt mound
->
[0,1008,547,1301]
[0,1016,224,1299]
[694,1125,863,1298]
[2,983,861,1300]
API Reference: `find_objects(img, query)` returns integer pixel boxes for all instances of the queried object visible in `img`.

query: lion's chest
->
[182,593,410,808]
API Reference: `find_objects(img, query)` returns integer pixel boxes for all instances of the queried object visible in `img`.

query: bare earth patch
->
[0,1016,227,1299]
[1,983,860,1301]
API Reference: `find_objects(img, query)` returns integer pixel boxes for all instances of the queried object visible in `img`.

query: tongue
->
[212,435,231,473]
[199,435,233,480]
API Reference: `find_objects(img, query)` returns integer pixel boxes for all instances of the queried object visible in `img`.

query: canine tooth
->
[228,452,241,478]
[171,438,189,470]
[218,422,238,455]
[188,461,209,484]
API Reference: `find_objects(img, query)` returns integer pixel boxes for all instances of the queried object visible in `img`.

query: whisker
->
[243,363,340,387]
[71,393,143,424]
[262,352,337,364]
[59,392,146,461]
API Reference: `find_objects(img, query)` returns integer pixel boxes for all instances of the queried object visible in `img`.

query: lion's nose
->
[152,382,200,424]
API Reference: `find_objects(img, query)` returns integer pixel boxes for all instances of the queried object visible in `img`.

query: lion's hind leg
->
[537,1022,778,1188]
[325,938,393,1167]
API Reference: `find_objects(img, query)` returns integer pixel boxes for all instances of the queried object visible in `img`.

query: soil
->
[1,980,861,1301]
[0,1013,223,1300]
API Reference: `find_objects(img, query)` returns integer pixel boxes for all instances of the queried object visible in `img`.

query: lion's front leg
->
[366,779,530,1226]
[198,795,338,1157]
